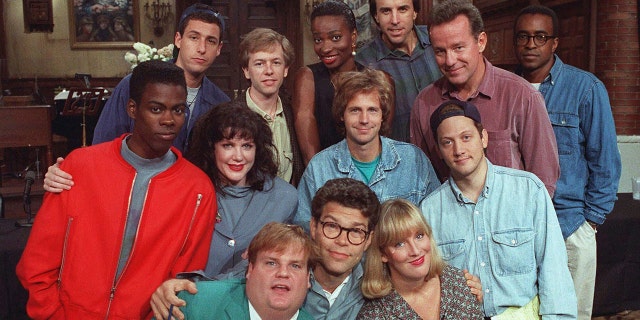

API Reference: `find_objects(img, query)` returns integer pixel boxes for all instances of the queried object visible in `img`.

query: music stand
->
[62,88,106,147]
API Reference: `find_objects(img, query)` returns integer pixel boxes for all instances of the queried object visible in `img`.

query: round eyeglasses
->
[515,33,557,47]
[319,221,370,245]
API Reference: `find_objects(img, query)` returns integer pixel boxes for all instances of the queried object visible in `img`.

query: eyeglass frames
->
[319,221,370,245]
[515,33,557,47]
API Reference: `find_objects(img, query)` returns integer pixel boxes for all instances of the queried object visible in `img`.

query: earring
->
[351,44,356,56]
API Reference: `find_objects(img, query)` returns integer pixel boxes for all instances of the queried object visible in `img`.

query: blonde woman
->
[359,199,483,319]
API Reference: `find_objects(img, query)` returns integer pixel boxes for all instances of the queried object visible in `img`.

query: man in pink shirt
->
[410,0,559,196]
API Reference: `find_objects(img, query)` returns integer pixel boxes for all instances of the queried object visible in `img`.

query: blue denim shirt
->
[420,160,577,319]
[303,263,364,320]
[356,25,441,142]
[521,55,621,238]
[294,137,440,232]
[93,72,230,152]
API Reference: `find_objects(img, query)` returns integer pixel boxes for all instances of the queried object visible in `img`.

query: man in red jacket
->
[16,60,217,319]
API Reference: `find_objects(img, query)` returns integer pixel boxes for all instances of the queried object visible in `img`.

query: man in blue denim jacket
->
[421,100,577,319]
[514,6,621,319]
[294,68,440,232]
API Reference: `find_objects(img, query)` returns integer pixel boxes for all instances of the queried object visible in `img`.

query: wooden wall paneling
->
[478,0,591,72]
[0,105,53,173]
[416,0,433,25]
[481,8,519,70]
[177,1,300,99]
[551,1,590,71]
[0,2,6,94]
[209,1,238,99]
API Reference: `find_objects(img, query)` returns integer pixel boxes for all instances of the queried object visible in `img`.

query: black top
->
[309,62,364,150]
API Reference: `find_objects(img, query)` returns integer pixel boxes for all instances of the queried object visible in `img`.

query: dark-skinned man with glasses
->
[410,0,560,197]
[514,5,621,320]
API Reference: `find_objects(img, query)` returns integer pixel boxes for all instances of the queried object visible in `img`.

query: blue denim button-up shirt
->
[520,55,621,238]
[294,137,440,232]
[356,25,441,142]
[303,263,364,320]
[420,160,577,318]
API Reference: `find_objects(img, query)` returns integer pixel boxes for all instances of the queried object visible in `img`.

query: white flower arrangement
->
[124,42,175,69]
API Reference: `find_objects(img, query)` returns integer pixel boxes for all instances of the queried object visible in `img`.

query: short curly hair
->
[311,178,380,230]
[129,60,186,106]
[514,5,559,36]
[311,1,357,32]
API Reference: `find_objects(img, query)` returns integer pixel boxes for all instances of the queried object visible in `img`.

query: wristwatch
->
[587,220,598,231]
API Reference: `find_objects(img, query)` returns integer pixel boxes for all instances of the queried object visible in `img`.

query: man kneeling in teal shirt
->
[175,222,318,320]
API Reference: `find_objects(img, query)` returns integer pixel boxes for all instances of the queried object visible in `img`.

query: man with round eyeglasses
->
[317,220,370,246]
[514,33,557,47]
[513,5,621,320]
[304,178,380,319]
[305,178,483,319]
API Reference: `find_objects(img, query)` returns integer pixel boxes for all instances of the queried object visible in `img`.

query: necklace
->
[267,105,277,120]
[186,86,200,108]
[186,96,196,107]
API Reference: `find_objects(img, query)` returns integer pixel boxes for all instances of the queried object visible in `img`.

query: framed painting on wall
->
[69,0,140,49]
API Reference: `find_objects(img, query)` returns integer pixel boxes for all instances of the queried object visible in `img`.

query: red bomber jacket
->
[16,135,216,319]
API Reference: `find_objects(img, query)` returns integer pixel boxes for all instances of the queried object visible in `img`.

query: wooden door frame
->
[0,3,6,92]
[176,1,302,96]
[416,0,433,25]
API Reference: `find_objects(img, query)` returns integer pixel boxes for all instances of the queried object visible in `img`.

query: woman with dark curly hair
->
[149,101,299,319]
[185,101,298,277]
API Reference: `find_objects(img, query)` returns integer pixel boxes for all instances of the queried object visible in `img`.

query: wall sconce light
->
[144,0,172,37]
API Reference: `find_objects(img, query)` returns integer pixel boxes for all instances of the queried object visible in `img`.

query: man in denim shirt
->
[514,6,621,320]
[421,100,577,319]
[294,69,440,232]
[356,0,441,142]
